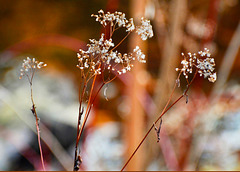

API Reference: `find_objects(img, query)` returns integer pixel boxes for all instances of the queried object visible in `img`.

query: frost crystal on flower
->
[176,48,217,83]
[136,17,154,40]
[19,57,47,80]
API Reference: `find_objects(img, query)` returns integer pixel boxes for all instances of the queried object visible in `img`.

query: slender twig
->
[121,71,198,171]
[110,32,131,52]
[74,72,86,171]
[154,118,163,142]
[74,63,109,171]
[77,82,105,142]
[73,81,105,171]
[76,70,98,144]
[30,84,46,171]
[77,65,117,144]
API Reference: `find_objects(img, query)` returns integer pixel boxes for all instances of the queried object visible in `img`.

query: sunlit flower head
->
[19,57,47,80]
[77,10,153,78]
[176,48,217,83]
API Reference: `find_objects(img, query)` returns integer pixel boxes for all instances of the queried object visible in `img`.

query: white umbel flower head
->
[136,17,154,40]
[19,57,47,80]
[77,10,153,78]
[176,48,217,83]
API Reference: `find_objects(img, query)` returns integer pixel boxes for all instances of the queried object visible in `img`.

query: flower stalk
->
[121,48,217,171]
[73,9,153,170]
[19,57,47,171]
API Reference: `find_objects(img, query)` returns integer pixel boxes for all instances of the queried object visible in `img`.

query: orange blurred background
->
[0,0,240,171]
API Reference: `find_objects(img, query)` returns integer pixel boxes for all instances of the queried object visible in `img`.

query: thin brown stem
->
[76,68,99,144]
[30,85,46,171]
[76,79,87,143]
[73,83,105,171]
[121,71,198,171]
[78,82,105,140]
[110,32,131,52]
[74,76,87,170]
[104,74,118,84]
[121,95,184,171]
[74,64,104,171]
[74,73,98,171]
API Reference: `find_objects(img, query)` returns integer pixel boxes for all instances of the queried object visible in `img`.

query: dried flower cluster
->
[91,10,136,32]
[91,9,153,39]
[77,10,153,78]
[176,48,217,82]
[136,17,154,40]
[19,57,47,80]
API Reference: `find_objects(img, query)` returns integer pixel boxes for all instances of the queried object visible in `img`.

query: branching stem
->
[74,64,110,171]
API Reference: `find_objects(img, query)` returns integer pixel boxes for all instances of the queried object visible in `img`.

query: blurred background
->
[0,0,240,170]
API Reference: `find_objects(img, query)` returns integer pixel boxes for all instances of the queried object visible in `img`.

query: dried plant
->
[16,10,217,172]
[19,57,47,171]
[73,9,153,171]
[121,48,217,171]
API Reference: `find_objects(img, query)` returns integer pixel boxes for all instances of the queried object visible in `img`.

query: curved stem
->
[110,32,131,52]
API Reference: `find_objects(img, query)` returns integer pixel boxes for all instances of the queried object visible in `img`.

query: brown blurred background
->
[0,0,240,171]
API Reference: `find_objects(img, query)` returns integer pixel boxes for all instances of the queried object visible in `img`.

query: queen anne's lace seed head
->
[136,17,154,40]
[19,57,47,80]
[176,48,217,83]
[77,40,146,76]
[77,10,153,78]
[92,9,133,31]
[91,10,153,39]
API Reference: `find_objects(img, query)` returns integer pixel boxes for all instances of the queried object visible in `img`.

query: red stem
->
[35,114,46,171]
[30,84,46,171]
[78,82,105,141]
[121,95,183,171]
[121,71,198,171]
